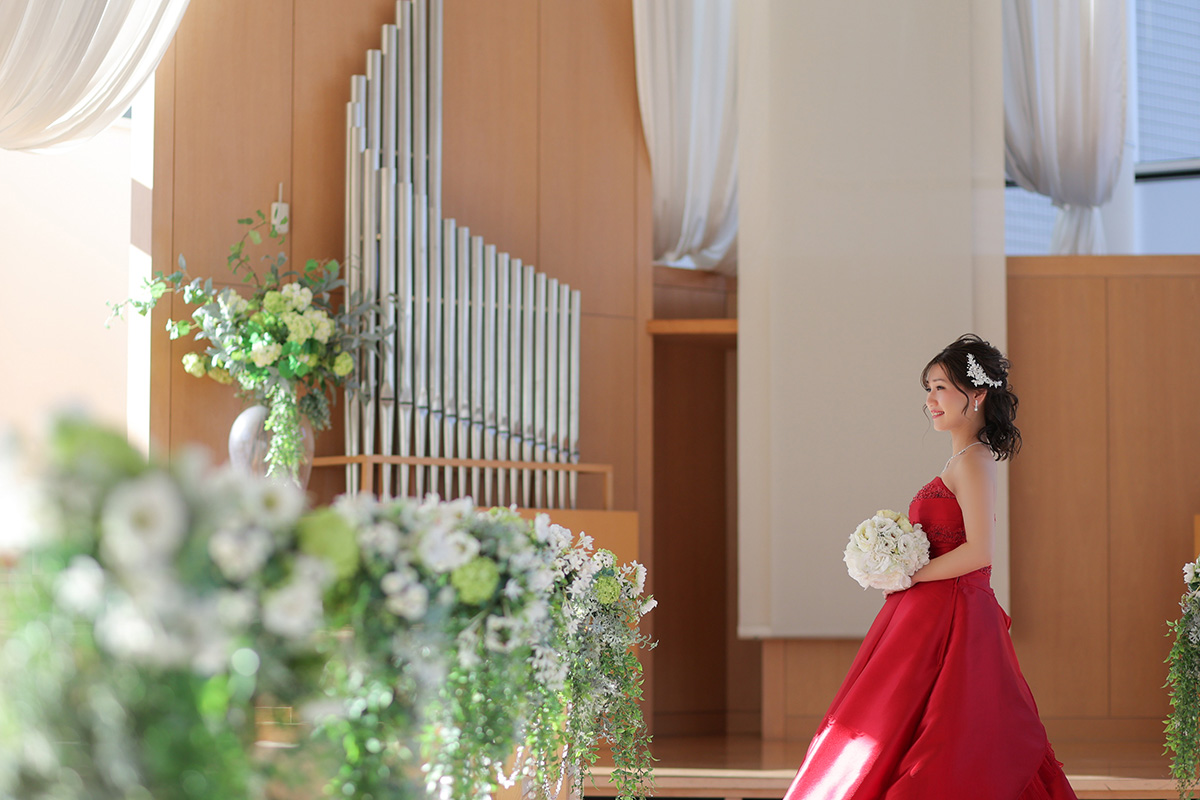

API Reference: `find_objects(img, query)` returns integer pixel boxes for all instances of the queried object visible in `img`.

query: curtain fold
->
[633,0,738,273]
[0,0,189,152]
[1003,0,1127,255]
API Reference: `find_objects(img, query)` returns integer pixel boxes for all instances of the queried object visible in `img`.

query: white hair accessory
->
[966,353,1003,388]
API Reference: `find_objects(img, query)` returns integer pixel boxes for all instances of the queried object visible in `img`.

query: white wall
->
[0,125,131,444]
[738,0,1008,638]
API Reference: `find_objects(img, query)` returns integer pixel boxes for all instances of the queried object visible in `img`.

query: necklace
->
[943,441,986,472]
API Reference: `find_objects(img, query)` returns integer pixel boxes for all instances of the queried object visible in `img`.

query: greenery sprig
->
[1166,557,1200,799]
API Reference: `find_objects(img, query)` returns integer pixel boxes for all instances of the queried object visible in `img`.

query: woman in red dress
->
[783,334,1077,800]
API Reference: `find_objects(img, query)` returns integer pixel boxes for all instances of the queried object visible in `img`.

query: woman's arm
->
[910,450,996,583]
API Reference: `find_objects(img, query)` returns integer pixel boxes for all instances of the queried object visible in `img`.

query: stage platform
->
[585,736,1183,800]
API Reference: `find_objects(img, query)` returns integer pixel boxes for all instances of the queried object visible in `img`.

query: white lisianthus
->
[417,528,480,573]
[249,341,283,367]
[384,582,429,621]
[99,472,188,570]
[358,520,404,560]
[243,476,305,530]
[54,555,107,617]
[1185,561,1197,587]
[262,580,324,640]
[844,509,930,593]
[209,525,273,582]
[95,596,161,664]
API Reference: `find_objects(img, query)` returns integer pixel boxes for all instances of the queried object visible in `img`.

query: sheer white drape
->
[632,0,738,273]
[0,0,189,151]
[1003,0,1127,255]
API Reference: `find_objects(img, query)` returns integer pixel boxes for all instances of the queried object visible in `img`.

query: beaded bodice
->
[909,476,992,577]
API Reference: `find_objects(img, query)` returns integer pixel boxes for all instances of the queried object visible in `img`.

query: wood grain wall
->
[652,267,759,735]
[151,0,655,707]
[764,255,1200,745]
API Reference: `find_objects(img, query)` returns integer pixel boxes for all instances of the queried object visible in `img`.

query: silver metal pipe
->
[569,289,581,508]
[557,282,571,509]
[521,264,535,507]
[545,277,559,508]
[442,218,458,495]
[482,244,497,506]
[427,209,442,498]
[413,200,429,499]
[533,272,547,508]
[508,258,523,505]
[495,252,510,506]
[344,92,364,495]
[361,51,382,491]
[456,226,471,497]
[469,235,485,502]
[429,0,442,210]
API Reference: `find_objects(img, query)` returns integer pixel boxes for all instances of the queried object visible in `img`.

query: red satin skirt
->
[782,571,1076,800]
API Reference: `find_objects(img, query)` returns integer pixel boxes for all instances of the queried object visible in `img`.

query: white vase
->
[228,404,315,487]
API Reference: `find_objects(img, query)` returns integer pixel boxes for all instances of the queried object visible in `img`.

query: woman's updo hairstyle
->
[921,333,1022,460]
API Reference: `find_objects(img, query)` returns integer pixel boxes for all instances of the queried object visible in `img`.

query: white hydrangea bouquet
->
[110,212,385,479]
[843,509,930,592]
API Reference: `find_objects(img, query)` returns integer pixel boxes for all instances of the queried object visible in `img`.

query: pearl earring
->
[974,400,979,412]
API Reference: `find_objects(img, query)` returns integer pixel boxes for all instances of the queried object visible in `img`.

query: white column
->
[738,0,1007,638]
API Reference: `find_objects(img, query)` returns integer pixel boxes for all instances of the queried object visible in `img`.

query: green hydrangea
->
[207,367,234,385]
[594,574,621,605]
[262,290,288,315]
[333,351,354,377]
[182,352,209,378]
[296,508,361,580]
[451,556,500,605]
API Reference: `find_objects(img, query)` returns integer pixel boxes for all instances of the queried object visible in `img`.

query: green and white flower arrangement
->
[0,417,656,800]
[0,417,324,800]
[110,212,384,480]
[1166,556,1200,799]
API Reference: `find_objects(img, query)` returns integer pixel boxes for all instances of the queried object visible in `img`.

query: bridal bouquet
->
[843,509,930,592]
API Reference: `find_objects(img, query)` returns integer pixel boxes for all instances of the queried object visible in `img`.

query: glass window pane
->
[1137,0,1200,163]
[1005,185,1056,255]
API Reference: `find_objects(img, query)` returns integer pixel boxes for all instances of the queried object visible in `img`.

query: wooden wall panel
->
[539,0,639,319]
[577,316,637,511]
[653,340,729,736]
[1107,277,1200,718]
[292,0,395,266]
[442,0,539,264]
[172,0,294,283]
[1007,276,1109,717]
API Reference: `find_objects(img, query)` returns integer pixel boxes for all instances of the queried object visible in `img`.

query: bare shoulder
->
[942,445,996,498]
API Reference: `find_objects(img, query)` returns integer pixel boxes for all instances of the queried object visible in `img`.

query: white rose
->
[100,473,188,571]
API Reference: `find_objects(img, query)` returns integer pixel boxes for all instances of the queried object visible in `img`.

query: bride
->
[783,334,1076,800]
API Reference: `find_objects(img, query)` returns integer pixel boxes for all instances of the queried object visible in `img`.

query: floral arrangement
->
[0,418,656,800]
[556,544,657,800]
[1166,556,1200,799]
[843,509,930,592]
[110,212,383,480]
[0,416,323,800]
[307,496,657,800]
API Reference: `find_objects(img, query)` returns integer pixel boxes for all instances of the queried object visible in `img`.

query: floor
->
[582,736,1183,800]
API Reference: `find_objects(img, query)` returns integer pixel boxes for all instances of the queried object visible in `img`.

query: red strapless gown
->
[782,476,1077,800]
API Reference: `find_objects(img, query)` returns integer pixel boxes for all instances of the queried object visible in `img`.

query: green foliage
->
[1166,559,1200,799]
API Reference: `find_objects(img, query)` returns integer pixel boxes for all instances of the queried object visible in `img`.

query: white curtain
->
[1003,0,1127,255]
[0,0,190,152]
[632,0,738,273]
